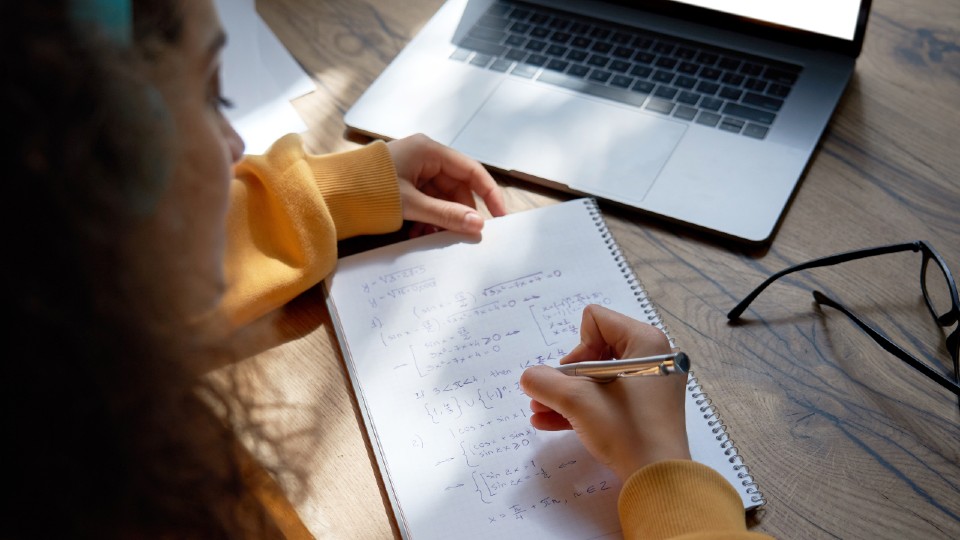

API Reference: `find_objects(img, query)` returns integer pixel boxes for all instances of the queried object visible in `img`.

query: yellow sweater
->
[621,460,772,539]
[223,133,401,326]
[222,134,771,539]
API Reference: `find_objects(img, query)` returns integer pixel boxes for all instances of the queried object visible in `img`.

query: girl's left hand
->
[387,133,507,236]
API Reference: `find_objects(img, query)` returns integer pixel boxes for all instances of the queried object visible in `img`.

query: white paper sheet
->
[216,0,315,154]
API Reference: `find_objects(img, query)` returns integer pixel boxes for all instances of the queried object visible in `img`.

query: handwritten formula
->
[326,200,643,539]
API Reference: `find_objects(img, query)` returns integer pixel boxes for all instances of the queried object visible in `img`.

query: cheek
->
[181,113,235,213]
[182,123,233,256]
[155,114,236,316]
[179,123,232,229]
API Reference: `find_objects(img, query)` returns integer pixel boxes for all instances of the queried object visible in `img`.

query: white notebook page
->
[324,198,760,539]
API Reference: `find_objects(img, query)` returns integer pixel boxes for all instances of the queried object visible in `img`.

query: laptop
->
[344,0,873,244]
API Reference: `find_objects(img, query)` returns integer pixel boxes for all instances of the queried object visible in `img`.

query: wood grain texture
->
[228,0,960,537]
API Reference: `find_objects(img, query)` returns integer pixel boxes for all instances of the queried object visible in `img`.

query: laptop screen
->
[670,0,862,40]
[612,0,873,55]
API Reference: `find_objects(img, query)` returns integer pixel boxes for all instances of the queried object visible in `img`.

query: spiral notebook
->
[323,198,763,539]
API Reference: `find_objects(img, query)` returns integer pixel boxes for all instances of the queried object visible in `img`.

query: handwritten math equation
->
[347,260,622,524]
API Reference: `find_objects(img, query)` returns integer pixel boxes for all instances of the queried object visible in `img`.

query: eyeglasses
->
[727,241,960,408]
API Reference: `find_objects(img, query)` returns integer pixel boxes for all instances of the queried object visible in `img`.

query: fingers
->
[520,306,689,481]
[520,364,585,430]
[407,221,441,238]
[413,138,505,217]
[529,399,552,414]
[399,182,486,234]
[530,410,573,431]
[388,134,507,234]
[529,396,573,431]
[565,305,672,364]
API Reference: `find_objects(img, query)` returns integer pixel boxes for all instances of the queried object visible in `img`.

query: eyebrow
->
[200,28,228,76]
[208,29,227,58]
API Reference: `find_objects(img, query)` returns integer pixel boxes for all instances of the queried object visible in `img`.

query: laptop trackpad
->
[451,78,686,203]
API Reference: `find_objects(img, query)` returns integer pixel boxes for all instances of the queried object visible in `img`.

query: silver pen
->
[555,352,690,381]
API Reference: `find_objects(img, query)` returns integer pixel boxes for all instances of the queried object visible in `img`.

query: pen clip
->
[615,362,675,378]
[556,352,691,381]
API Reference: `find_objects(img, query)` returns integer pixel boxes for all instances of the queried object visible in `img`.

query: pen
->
[555,352,690,381]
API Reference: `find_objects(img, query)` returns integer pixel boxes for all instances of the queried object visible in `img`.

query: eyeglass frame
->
[727,240,960,403]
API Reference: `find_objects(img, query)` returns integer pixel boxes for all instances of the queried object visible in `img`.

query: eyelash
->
[217,96,235,110]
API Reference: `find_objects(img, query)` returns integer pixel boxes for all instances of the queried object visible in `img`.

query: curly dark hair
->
[3,2,290,537]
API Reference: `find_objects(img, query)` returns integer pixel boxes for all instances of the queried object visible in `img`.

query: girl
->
[5,1,770,537]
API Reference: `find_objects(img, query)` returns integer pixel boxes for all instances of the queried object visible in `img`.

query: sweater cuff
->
[618,460,748,539]
[305,140,402,239]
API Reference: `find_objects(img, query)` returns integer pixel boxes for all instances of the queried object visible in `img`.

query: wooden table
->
[229,1,960,537]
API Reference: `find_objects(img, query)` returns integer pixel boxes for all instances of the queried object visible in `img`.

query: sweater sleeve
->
[618,460,773,540]
[221,134,402,326]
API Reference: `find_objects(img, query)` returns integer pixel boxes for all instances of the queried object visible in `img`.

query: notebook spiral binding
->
[688,373,765,505]
[584,198,675,348]
[585,198,764,507]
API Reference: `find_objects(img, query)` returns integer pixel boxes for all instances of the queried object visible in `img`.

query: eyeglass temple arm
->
[813,291,960,397]
[727,243,923,320]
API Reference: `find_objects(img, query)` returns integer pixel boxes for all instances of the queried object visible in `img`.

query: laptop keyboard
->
[449,0,802,140]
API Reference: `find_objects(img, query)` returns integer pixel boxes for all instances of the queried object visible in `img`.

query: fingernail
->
[463,211,483,230]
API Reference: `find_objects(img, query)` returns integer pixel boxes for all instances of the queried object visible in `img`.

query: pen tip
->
[675,352,691,373]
